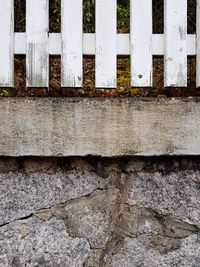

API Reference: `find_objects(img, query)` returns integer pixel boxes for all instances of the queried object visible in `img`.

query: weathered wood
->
[96,0,117,88]
[164,0,187,87]
[61,0,83,87]
[26,0,49,87]
[1,98,200,156]
[0,1,198,89]
[130,0,152,87]
[0,0,14,87]
[197,0,200,87]
[14,33,196,57]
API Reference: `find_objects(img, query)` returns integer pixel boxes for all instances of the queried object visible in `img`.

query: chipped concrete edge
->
[0,97,200,156]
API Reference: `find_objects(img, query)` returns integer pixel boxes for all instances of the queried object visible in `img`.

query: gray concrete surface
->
[0,97,200,156]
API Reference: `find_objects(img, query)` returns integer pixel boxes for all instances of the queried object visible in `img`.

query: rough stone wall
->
[1,157,200,266]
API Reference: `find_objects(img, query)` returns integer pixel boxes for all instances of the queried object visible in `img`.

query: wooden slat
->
[96,0,117,88]
[61,0,83,87]
[26,0,49,87]
[130,0,152,87]
[197,0,200,87]
[0,0,14,87]
[164,0,187,87]
[14,33,196,57]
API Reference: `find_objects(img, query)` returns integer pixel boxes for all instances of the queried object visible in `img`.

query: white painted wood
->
[26,0,49,87]
[197,0,200,87]
[15,33,26,55]
[130,0,152,87]
[49,33,61,55]
[0,0,195,89]
[164,0,187,87]
[61,0,83,87]
[96,0,117,88]
[14,33,196,57]
[0,0,14,87]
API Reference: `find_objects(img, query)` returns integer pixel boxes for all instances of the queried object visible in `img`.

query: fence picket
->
[0,1,197,89]
[26,0,49,87]
[96,0,117,88]
[164,0,187,87]
[0,0,14,87]
[61,0,83,87]
[197,0,200,87]
[130,0,152,87]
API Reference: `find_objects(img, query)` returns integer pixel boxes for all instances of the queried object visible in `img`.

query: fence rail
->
[0,0,198,88]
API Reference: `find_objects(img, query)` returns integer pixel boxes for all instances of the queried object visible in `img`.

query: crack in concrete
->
[147,207,200,233]
[121,201,200,234]
[0,187,108,228]
[0,213,34,228]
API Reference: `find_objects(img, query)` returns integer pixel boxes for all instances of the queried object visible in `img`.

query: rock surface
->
[102,235,200,267]
[1,157,200,266]
[0,217,90,267]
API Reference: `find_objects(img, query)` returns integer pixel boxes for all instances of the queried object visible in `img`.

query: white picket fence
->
[0,0,198,88]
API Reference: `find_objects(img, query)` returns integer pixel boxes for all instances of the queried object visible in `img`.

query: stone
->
[151,235,181,254]
[122,171,200,226]
[117,204,163,238]
[102,235,200,267]
[35,209,52,221]
[0,216,90,267]
[163,217,198,238]
[52,189,120,249]
[1,157,200,266]
[84,249,102,267]
[0,161,111,225]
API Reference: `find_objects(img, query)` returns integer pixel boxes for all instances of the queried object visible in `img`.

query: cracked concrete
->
[1,157,200,266]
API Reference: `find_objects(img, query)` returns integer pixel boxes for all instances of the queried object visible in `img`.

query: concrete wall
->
[1,156,200,267]
[1,97,200,156]
[1,98,200,266]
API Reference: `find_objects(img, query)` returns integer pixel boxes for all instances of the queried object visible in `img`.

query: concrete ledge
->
[1,97,200,156]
